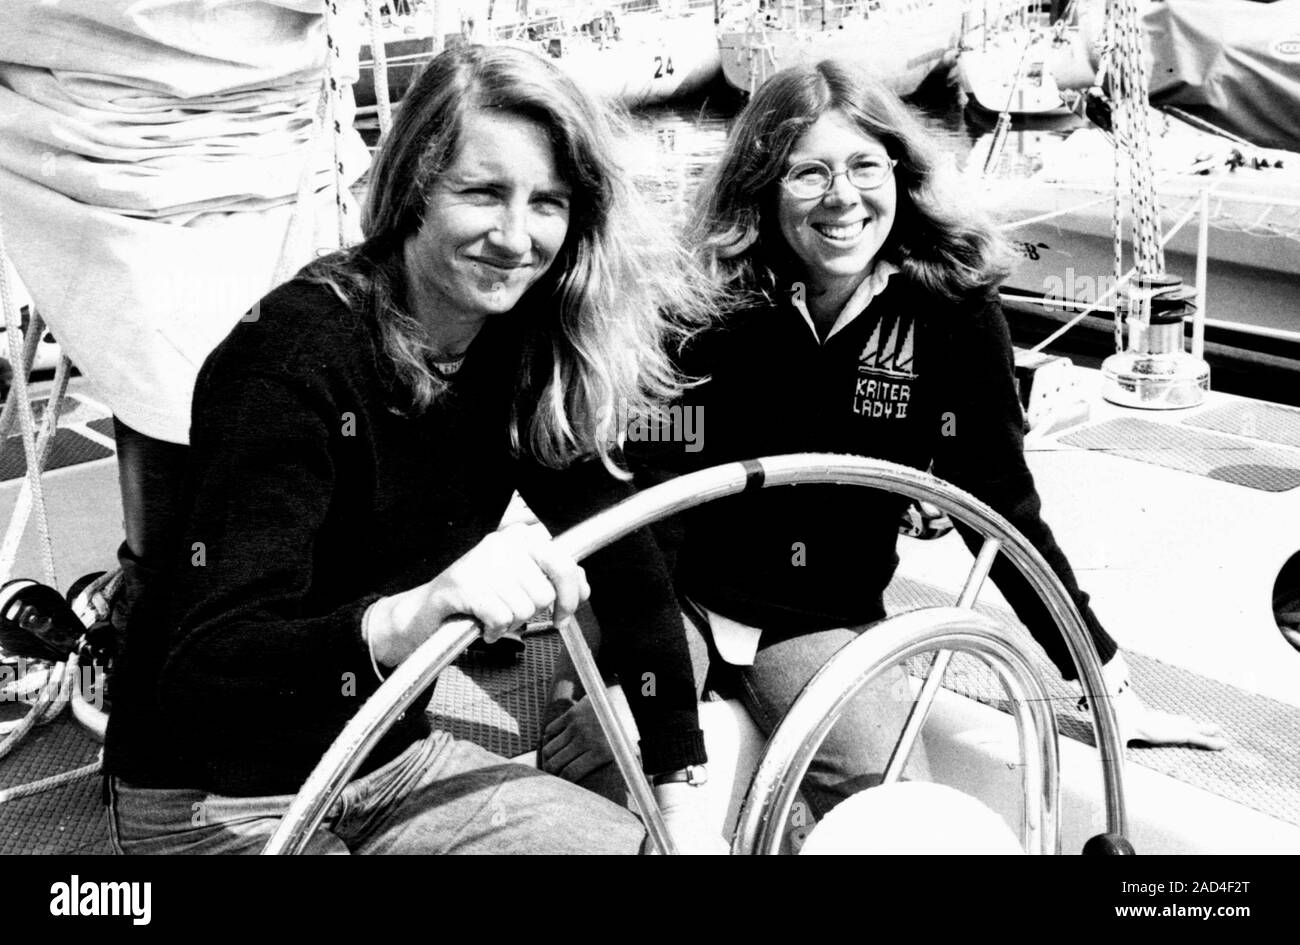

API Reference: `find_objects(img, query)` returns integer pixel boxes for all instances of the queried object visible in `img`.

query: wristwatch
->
[651,764,708,787]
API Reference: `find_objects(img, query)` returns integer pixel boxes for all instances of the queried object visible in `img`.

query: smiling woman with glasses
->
[541,57,1226,828]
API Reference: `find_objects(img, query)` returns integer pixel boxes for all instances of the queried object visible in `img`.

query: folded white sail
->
[0,0,368,442]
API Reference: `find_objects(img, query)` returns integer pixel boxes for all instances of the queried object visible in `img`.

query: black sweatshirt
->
[633,274,1117,679]
[104,277,705,797]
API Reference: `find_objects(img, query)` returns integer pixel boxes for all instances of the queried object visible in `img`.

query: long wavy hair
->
[694,59,1011,304]
[305,45,714,473]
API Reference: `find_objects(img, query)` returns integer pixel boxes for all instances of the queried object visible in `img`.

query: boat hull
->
[997,179,1300,333]
[530,15,721,107]
[358,15,720,108]
[956,30,1085,116]
[975,121,1300,336]
[717,0,965,97]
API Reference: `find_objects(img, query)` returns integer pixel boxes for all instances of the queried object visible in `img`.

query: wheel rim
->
[263,453,1126,854]
[731,607,1062,855]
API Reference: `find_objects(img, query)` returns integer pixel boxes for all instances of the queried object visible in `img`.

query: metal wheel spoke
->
[554,616,675,855]
[882,537,1002,784]
[882,650,951,784]
[958,537,1002,609]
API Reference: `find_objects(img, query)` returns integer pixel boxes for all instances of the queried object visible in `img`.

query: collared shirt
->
[789,260,900,345]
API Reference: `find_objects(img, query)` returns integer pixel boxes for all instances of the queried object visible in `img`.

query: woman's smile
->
[810,218,869,243]
[777,111,897,307]
[405,110,571,331]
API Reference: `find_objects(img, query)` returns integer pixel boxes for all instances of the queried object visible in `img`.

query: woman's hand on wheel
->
[369,523,589,667]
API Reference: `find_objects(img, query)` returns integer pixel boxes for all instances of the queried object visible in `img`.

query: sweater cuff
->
[639,728,707,775]
[1054,607,1119,682]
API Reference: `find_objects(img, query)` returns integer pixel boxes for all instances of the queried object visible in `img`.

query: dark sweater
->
[105,276,705,796]
[633,274,1117,679]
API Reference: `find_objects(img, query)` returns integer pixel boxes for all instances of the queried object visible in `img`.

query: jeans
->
[570,608,930,820]
[107,731,646,855]
[729,622,932,818]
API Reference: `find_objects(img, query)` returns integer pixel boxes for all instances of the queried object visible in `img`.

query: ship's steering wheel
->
[261,454,1127,855]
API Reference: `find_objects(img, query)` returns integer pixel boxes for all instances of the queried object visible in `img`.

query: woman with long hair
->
[541,59,1225,825]
[102,44,717,854]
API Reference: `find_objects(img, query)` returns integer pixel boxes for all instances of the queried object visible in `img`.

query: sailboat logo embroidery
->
[853,314,916,419]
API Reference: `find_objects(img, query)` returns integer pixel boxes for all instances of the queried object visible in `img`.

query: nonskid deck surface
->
[887,577,1300,831]
[0,713,108,855]
[1013,376,1300,706]
[0,396,113,483]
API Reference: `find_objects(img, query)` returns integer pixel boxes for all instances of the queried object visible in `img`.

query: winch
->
[1101,273,1210,409]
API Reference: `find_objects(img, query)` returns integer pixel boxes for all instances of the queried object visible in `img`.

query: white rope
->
[323,0,350,249]
[0,654,76,760]
[0,759,101,805]
[366,0,394,140]
[272,86,333,290]
[0,346,72,588]
[1028,261,1140,354]
[0,356,72,587]
[1024,174,1231,354]
[1110,0,1164,349]
[1109,0,1163,270]
[0,297,45,444]
[0,661,52,702]
[1103,3,1127,352]
[0,214,60,589]
[272,0,359,287]
[1012,1,1182,355]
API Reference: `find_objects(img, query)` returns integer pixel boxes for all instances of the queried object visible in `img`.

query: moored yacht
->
[717,0,967,97]
[357,0,722,109]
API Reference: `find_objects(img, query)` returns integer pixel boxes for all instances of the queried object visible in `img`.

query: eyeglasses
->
[780,156,898,199]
